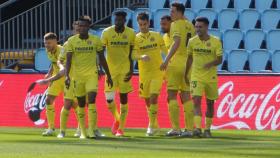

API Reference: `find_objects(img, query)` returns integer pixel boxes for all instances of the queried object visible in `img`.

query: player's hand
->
[124,70,133,82]
[36,79,50,85]
[44,73,51,79]
[140,55,150,62]
[106,76,113,88]
[65,76,70,89]
[160,61,168,71]
[204,63,212,70]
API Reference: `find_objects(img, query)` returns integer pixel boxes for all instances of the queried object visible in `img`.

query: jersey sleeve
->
[158,33,168,55]
[131,37,141,60]
[215,39,223,57]
[130,31,136,46]
[101,30,108,46]
[171,22,181,39]
[64,38,74,54]
[96,37,103,52]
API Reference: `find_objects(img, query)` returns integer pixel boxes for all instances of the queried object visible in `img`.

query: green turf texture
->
[0,127,279,158]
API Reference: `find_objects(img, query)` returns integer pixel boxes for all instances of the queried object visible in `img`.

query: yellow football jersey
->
[169,19,195,67]
[65,34,103,79]
[47,45,63,74]
[163,33,171,50]
[101,26,135,76]
[133,31,168,75]
[187,35,223,83]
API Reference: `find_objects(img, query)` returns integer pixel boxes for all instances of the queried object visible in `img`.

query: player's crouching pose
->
[65,15,113,139]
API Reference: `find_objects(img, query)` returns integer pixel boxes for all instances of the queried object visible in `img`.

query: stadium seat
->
[184,9,196,23]
[190,0,209,12]
[272,50,280,72]
[228,50,249,72]
[111,8,133,26]
[34,48,51,72]
[278,0,280,9]
[197,9,217,28]
[249,50,270,72]
[256,0,275,12]
[267,30,280,51]
[212,0,231,12]
[234,0,253,12]
[239,9,260,32]
[153,9,170,31]
[223,29,243,52]
[132,8,152,32]
[149,0,167,12]
[245,29,266,52]
[218,9,239,31]
[261,9,280,32]
[18,69,38,73]
[0,68,17,73]
[209,29,222,39]
[95,28,105,37]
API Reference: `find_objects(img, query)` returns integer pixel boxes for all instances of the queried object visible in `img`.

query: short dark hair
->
[161,15,172,21]
[78,15,92,24]
[195,17,209,26]
[137,12,149,21]
[114,11,127,18]
[171,2,185,14]
[44,32,57,40]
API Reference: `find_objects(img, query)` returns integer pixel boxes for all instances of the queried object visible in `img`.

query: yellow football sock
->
[183,100,194,131]
[206,117,213,130]
[46,104,55,129]
[119,104,128,131]
[168,100,180,130]
[60,107,69,132]
[88,104,97,131]
[73,105,80,129]
[108,102,120,121]
[194,116,202,129]
[149,104,158,129]
[78,107,87,136]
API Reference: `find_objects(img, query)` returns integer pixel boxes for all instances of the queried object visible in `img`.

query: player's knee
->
[150,94,158,104]
[87,92,97,104]
[45,96,54,105]
[105,92,115,104]
[120,93,128,104]
[77,96,86,107]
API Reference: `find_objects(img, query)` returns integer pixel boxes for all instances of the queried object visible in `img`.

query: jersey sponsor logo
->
[194,48,211,54]
[75,46,94,51]
[150,37,155,42]
[139,43,158,50]
[110,41,129,46]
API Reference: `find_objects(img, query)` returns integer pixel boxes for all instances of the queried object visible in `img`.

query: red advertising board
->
[0,74,279,130]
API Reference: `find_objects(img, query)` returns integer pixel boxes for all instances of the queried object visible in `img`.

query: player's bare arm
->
[45,64,53,79]
[65,52,72,89]
[37,60,65,85]
[98,50,113,88]
[160,36,180,71]
[185,54,193,84]
[203,56,223,70]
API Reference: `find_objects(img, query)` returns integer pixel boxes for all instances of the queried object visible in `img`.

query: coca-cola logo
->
[24,90,47,125]
[212,81,280,130]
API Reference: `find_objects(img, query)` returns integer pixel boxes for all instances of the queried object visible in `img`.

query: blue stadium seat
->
[272,50,280,72]
[218,9,239,31]
[256,0,274,12]
[132,8,152,32]
[0,69,17,73]
[234,0,252,12]
[191,0,209,12]
[18,69,38,73]
[245,29,265,52]
[228,50,249,72]
[197,9,217,28]
[209,29,222,39]
[34,48,51,72]
[153,9,170,31]
[111,8,133,26]
[149,0,166,12]
[184,9,196,23]
[261,9,280,32]
[278,0,280,9]
[267,30,280,51]
[239,9,260,32]
[212,0,231,12]
[223,29,243,52]
[249,50,270,72]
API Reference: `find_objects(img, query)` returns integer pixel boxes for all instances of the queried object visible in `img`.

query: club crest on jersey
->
[150,37,155,42]
[87,40,93,45]
[206,42,211,47]
[122,35,128,39]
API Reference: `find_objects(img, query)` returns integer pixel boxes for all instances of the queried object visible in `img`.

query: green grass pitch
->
[0,127,279,158]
